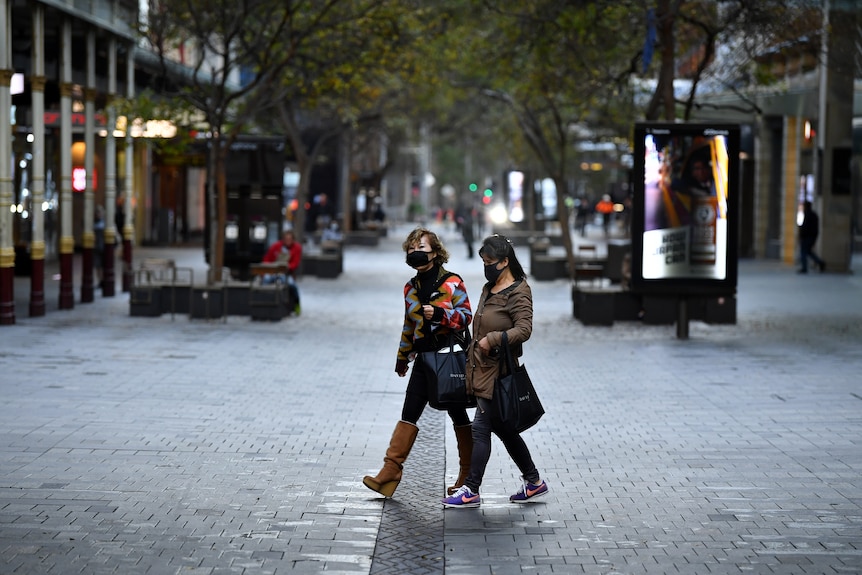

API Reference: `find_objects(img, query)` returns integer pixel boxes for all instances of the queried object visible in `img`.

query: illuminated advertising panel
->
[506,170,525,222]
[631,123,739,295]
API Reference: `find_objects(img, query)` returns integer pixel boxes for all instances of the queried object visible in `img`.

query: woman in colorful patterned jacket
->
[363,227,473,498]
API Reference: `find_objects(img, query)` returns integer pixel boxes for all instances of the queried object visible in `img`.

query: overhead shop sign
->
[43,111,108,128]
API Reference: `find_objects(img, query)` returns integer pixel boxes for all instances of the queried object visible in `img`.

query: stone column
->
[59,19,74,309]
[80,29,96,303]
[102,37,117,297]
[29,3,46,316]
[816,1,856,272]
[0,68,13,325]
[121,45,135,292]
[0,0,14,325]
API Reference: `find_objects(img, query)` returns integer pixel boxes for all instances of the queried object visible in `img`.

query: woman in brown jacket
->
[442,234,548,508]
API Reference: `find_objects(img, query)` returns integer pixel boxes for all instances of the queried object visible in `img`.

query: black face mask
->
[484,262,505,284]
[406,250,433,268]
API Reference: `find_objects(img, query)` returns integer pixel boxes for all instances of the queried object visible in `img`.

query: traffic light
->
[469,183,478,192]
[482,188,493,205]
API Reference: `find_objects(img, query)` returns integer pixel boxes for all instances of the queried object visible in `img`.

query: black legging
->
[464,397,539,492]
[401,360,471,426]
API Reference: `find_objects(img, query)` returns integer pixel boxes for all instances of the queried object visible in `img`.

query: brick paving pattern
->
[1,225,860,574]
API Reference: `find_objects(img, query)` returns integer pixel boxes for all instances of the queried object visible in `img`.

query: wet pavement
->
[1,223,861,574]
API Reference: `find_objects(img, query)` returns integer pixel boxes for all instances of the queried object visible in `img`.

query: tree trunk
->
[659,0,678,121]
[206,140,220,283]
[554,175,576,282]
[215,141,227,282]
[644,0,679,122]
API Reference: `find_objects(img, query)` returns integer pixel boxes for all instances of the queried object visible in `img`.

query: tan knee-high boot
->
[362,421,419,497]
[447,424,473,495]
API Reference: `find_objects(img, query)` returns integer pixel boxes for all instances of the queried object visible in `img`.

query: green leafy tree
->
[440,2,642,277]
[140,0,293,281]
[436,0,818,279]
[252,1,451,238]
[642,0,823,122]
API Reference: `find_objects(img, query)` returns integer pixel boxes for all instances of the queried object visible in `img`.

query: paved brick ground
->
[1,224,861,574]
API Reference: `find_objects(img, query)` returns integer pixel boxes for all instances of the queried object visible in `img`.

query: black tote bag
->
[421,331,477,410]
[492,332,544,432]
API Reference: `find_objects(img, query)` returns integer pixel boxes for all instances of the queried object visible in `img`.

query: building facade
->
[0,0,224,324]
[690,2,860,271]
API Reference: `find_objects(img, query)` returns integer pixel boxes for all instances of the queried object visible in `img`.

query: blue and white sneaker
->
[442,485,481,508]
[509,479,548,503]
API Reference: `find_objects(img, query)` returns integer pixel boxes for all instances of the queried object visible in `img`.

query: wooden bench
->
[302,241,343,278]
[248,263,294,320]
[190,286,227,320]
[130,259,193,319]
[571,244,602,286]
[573,262,605,286]
[248,282,293,321]
[345,231,380,246]
[572,287,615,326]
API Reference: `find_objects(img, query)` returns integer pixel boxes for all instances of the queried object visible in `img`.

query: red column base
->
[59,252,75,309]
[102,243,116,297]
[81,247,94,303]
[30,258,46,317]
[122,239,133,292]
[0,266,15,325]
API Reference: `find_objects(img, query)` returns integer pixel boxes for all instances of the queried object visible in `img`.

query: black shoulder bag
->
[417,271,476,410]
[421,329,476,410]
[492,331,544,432]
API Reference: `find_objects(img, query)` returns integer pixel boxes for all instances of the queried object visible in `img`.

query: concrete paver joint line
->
[370,409,446,575]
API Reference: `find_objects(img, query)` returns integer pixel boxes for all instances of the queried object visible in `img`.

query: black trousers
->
[799,237,824,272]
[402,359,470,427]
[465,397,539,493]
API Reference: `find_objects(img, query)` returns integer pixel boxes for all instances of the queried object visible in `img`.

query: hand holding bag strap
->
[455,327,472,349]
[445,328,467,351]
[500,330,515,375]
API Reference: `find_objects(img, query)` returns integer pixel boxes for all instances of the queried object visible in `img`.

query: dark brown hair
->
[479,234,526,280]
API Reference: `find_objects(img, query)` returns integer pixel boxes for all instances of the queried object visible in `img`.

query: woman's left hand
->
[422,304,434,320]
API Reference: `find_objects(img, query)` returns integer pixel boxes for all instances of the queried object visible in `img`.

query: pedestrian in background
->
[363,227,474,497]
[595,194,615,236]
[262,229,303,314]
[455,200,475,259]
[115,193,126,256]
[94,205,105,287]
[798,200,825,274]
[443,234,547,508]
[574,196,590,237]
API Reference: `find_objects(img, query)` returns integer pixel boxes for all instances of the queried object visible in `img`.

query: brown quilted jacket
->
[465,279,533,400]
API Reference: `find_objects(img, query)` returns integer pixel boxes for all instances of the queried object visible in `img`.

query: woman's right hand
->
[422,304,435,320]
[395,358,409,377]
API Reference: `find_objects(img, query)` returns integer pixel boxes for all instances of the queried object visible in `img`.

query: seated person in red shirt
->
[262,229,302,314]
